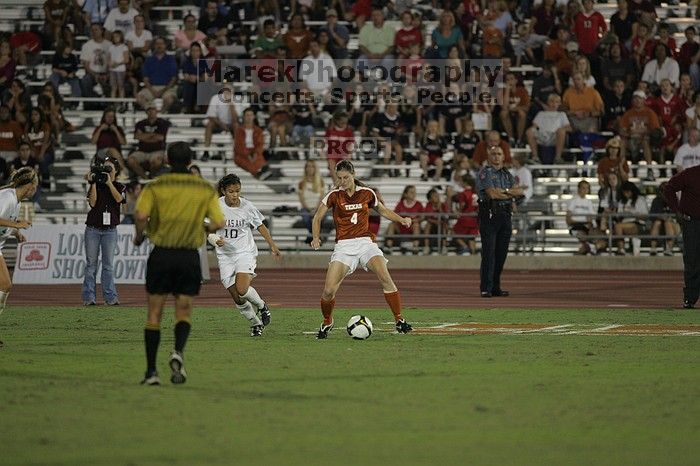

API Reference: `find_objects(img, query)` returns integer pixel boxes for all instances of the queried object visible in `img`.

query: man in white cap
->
[619,89,662,171]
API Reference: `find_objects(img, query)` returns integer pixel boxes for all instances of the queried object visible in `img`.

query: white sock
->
[236,301,262,327]
[242,286,265,310]
[0,291,8,316]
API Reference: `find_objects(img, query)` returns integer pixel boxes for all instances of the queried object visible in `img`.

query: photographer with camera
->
[81,154,126,306]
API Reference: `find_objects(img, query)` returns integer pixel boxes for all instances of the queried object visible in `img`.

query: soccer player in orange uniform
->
[310,160,413,339]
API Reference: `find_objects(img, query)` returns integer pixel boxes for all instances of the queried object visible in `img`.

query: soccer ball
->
[346,315,373,340]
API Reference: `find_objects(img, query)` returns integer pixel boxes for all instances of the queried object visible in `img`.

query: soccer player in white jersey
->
[0,168,39,348]
[208,174,282,336]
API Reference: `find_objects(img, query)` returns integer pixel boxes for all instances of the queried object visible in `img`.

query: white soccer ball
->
[346,315,373,340]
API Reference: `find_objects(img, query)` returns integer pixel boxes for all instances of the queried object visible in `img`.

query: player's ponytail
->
[0,167,38,190]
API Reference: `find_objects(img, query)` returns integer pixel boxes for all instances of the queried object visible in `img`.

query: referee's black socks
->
[174,319,191,353]
[144,323,161,373]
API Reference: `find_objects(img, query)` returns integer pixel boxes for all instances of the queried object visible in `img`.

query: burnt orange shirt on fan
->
[322,186,378,242]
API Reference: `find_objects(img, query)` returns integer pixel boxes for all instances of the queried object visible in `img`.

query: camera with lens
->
[90,162,113,184]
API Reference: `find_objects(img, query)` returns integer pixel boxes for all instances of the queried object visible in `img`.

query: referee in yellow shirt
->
[134,141,225,385]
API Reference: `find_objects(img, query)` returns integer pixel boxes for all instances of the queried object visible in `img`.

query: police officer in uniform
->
[663,164,700,309]
[476,146,526,297]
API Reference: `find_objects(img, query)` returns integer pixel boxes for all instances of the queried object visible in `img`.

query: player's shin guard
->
[174,319,191,353]
[0,291,8,316]
[242,286,265,309]
[236,301,262,326]
[384,290,402,322]
[320,298,335,325]
[144,322,161,373]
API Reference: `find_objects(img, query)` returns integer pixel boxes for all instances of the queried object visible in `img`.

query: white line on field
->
[589,324,623,332]
[607,304,630,307]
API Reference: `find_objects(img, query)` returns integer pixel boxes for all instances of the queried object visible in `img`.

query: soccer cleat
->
[480,291,492,298]
[395,319,413,334]
[140,371,160,386]
[316,321,334,339]
[683,300,695,309]
[259,304,271,327]
[250,325,264,337]
[169,351,187,384]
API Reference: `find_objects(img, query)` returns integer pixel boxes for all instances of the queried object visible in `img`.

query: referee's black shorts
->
[146,247,202,296]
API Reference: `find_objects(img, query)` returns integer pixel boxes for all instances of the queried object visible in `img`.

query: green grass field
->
[2,306,700,466]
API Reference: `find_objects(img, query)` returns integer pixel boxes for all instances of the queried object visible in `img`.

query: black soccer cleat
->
[395,319,413,334]
[683,300,695,309]
[140,370,161,386]
[169,351,187,384]
[316,321,334,339]
[259,304,271,327]
[250,325,264,337]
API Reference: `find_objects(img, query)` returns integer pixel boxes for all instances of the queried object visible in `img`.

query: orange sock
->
[321,298,335,325]
[384,291,402,322]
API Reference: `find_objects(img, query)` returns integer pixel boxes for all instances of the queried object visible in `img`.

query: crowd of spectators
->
[1,0,700,253]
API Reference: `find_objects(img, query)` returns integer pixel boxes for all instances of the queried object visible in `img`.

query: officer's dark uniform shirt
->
[664,164,700,218]
[476,165,515,209]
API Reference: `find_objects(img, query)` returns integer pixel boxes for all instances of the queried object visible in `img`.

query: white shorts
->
[330,237,386,275]
[218,253,257,289]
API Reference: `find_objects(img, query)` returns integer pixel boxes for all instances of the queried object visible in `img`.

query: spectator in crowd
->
[82,0,116,26]
[92,108,127,172]
[653,79,684,162]
[530,61,562,115]
[137,37,178,113]
[174,14,206,52]
[234,108,270,179]
[614,180,648,255]
[80,23,112,102]
[482,0,513,35]
[562,71,604,134]
[603,79,631,132]
[602,42,636,91]
[301,39,336,96]
[291,88,316,147]
[198,0,228,45]
[321,8,349,60]
[568,56,596,89]
[513,22,548,66]
[357,9,395,71]
[0,105,23,163]
[297,159,325,241]
[2,79,30,127]
[181,42,206,114]
[371,102,403,175]
[394,10,422,59]
[545,28,574,80]
[597,136,629,183]
[678,73,695,109]
[250,19,282,59]
[642,43,680,88]
[43,0,70,46]
[509,153,532,204]
[104,0,138,39]
[649,182,680,256]
[657,23,678,58]
[283,14,313,59]
[422,187,449,254]
[566,180,597,255]
[267,94,292,148]
[573,0,607,56]
[38,84,72,139]
[429,10,465,59]
[0,41,15,96]
[108,30,129,105]
[128,105,170,179]
[348,0,372,31]
[685,92,700,132]
[597,170,622,236]
[325,110,353,185]
[82,153,125,306]
[500,71,531,145]
[610,0,635,47]
[632,20,656,68]
[473,130,512,166]
[679,26,699,75]
[50,43,81,98]
[674,128,700,171]
[453,118,480,168]
[25,108,54,186]
[419,120,448,182]
[383,184,422,255]
[527,93,571,164]
[11,141,40,180]
[530,0,558,38]
[619,90,662,169]
[126,15,152,89]
[451,174,479,255]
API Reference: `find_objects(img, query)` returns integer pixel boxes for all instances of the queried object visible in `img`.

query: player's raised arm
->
[257,223,282,258]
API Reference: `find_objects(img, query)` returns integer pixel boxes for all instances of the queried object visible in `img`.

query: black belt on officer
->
[478,200,512,214]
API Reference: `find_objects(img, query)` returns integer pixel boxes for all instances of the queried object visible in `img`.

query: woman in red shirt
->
[383,185,423,254]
